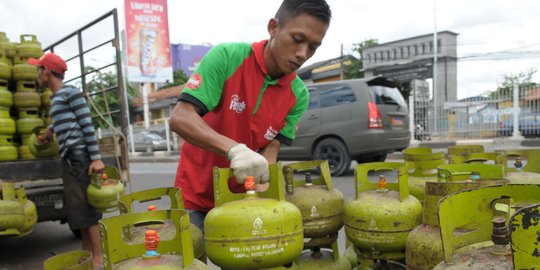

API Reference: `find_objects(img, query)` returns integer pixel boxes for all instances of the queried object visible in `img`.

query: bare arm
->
[169,101,237,157]
[259,139,281,164]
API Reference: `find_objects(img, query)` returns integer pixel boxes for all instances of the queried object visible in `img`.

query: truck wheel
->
[314,138,351,176]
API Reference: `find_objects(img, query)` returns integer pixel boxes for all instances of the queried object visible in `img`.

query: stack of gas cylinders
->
[0,181,37,238]
[45,146,540,269]
[0,31,57,161]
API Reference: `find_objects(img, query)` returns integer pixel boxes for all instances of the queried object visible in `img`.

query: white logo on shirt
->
[229,94,246,113]
[264,126,278,141]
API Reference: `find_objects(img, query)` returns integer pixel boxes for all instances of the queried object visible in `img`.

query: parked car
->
[129,131,169,152]
[278,77,411,176]
[499,114,540,138]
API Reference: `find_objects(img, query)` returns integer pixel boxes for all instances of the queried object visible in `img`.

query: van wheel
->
[314,138,351,176]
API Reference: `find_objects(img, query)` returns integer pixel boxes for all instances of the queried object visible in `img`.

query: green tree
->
[342,39,378,79]
[490,68,539,98]
[158,69,189,90]
[84,66,138,128]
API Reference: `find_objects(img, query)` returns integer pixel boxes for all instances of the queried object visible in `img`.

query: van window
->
[317,84,356,108]
[307,89,320,109]
[370,85,406,107]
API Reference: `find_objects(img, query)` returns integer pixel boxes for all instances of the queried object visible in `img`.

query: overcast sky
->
[1,0,539,99]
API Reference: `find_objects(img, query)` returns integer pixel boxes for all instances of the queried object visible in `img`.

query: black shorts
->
[62,150,102,230]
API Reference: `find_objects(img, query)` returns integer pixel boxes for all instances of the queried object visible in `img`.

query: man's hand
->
[43,127,54,143]
[88,160,105,175]
[226,144,269,184]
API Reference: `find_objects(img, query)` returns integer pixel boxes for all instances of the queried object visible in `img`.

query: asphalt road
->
[0,161,367,270]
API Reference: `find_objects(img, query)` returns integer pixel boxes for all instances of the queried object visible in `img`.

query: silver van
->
[278,77,410,176]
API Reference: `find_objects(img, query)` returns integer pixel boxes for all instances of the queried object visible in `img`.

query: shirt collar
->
[252,40,296,86]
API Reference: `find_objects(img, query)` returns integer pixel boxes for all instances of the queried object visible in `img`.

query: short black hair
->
[275,0,332,26]
[51,70,64,80]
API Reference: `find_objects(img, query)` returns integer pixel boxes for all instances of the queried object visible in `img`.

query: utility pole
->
[340,43,344,80]
[432,0,438,136]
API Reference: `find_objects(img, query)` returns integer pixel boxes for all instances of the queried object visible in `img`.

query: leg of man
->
[81,225,103,268]
[188,209,207,233]
[62,154,103,268]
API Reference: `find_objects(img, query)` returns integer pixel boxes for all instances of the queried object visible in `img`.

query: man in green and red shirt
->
[169,0,332,231]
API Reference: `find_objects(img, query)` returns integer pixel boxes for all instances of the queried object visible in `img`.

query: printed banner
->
[124,0,172,83]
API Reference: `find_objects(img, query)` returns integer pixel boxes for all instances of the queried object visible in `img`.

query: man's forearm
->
[170,102,237,157]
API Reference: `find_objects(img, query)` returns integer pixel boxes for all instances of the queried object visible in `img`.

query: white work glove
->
[226,144,269,184]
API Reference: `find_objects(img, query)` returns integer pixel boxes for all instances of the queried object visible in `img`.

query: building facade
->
[362,31,458,102]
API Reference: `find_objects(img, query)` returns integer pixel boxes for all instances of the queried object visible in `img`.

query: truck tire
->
[313,138,351,176]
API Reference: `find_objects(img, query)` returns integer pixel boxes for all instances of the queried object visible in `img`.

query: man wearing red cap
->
[28,52,105,269]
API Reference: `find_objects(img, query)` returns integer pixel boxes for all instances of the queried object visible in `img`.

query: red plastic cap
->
[244,176,256,190]
[145,230,158,237]
[378,175,387,190]
[147,205,157,211]
[28,52,67,75]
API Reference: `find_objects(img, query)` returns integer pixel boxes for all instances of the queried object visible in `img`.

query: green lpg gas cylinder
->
[118,187,205,262]
[284,160,344,247]
[432,185,540,270]
[509,203,540,269]
[99,209,208,270]
[497,149,540,184]
[16,81,37,92]
[403,147,446,203]
[43,250,93,270]
[0,135,15,145]
[14,186,37,237]
[447,144,484,163]
[405,163,508,270]
[0,117,16,135]
[0,182,25,234]
[18,145,36,160]
[0,32,16,58]
[42,116,52,127]
[41,88,52,107]
[87,166,125,213]
[0,53,11,80]
[0,88,13,110]
[14,90,41,108]
[344,162,422,263]
[28,127,59,158]
[12,56,38,81]
[205,163,303,269]
[16,35,44,59]
[16,117,44,135]
[433,220,513,270]
[0,145,18,161]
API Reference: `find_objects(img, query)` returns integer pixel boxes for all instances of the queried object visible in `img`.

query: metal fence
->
[411,83,540,140]
[96,118,183,153]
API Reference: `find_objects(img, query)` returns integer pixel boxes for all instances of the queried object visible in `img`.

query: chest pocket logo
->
[229,94,246,113]
[264,126,278,141]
